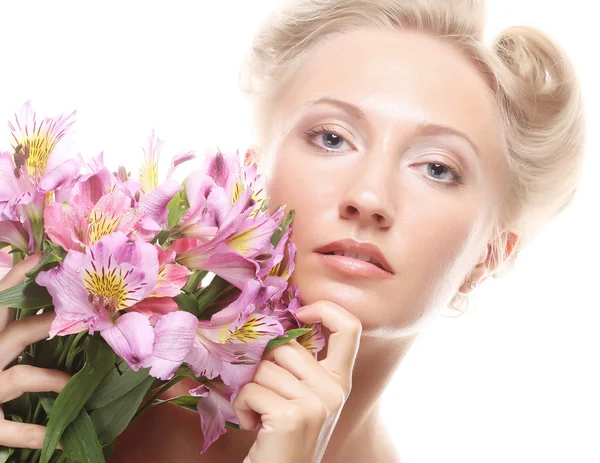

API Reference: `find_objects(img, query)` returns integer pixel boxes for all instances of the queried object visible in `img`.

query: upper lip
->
[315,238,394,274]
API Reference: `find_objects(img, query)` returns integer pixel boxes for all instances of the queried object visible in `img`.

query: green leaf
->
[40,338,115,463]
[38,394,105,463]
[183,270,208,294]
[25,242,67,279]
[270,209,295,247]
[0,446,14,463]
[152,394,201,412]
[167,187,189,229]
[60,409,105,463]
[101,442,115,462]
[173,293,199,317]
[265,328,312,351]
[86,365,150,410]
[196,277,232,316]
[90,375,155,445]
[0,280,52,310]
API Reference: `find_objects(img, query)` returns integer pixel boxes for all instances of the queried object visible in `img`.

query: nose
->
[338,159,395,229]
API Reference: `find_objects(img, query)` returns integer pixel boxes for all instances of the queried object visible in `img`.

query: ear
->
[457,230,519,295]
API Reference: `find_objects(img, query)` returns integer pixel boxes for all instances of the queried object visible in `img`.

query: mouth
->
[320,250,387,271]
[314,238,395,277]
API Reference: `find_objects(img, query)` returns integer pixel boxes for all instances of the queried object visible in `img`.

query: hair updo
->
[239,0,586,315]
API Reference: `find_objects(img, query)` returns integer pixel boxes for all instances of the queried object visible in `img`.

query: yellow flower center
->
[21,135,55,184]
[222,314,266,344]
[87,210,121,244]
[83,265,129,314]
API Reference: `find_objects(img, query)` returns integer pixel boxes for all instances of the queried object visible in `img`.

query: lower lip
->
[316,253,394,280]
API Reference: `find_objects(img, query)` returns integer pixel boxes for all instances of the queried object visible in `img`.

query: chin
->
[287,252,424,336]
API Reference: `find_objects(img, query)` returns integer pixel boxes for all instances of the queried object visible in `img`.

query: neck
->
[320,331,418,462]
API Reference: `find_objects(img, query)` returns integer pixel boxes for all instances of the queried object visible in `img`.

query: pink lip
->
[314,238,395,278]
[316,253,394,280]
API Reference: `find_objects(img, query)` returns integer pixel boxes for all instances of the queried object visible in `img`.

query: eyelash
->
[304,126,466,188]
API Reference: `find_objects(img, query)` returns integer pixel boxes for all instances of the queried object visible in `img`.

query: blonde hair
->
[239,0,586,316]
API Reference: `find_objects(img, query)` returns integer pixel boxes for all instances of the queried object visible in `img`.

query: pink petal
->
[0,152,23,204]
[189,383,239,454]
[0,220,29,252]
[185,339,223,380]
[151,263,191,297]
[139,178,182,225]
[101,312,155,371]
[37,158,81,194]
[128,297,179,325]
[43,201,85,251]
[0,247,11,280]
[36,251,96,322]
[166,151,196,179]
[143,311,198,380]
[49,315,89,337]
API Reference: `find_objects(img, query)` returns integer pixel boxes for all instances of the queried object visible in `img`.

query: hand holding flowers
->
[0,102,328,462]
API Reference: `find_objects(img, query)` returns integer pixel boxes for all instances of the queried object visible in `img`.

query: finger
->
[252,359,312,401]
[294,301,362,383]
[0,420,61,449]
[233,382,287,431]
[0,365,70,403]
[0,311,55,370]
[0,252,43,331]
[262,339,332,385]
[0,252,43,292]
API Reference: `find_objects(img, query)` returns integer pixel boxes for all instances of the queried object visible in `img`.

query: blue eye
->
[414,162,465,188]
[305,126,349,153]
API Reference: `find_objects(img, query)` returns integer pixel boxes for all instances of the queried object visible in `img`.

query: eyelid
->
[414,147,464,175]
[306,124,357,151]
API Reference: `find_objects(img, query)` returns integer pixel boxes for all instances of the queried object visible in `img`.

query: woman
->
[0,0,585,461]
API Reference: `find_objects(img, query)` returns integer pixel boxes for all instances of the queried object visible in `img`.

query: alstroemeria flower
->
[176,205,285,289]
[136,130,196,229]
[0,102,77,251]
[204,148,265,219]
[44,189,145,252]
[188,378,242,454]
[184,278,285,391]
[36,232,160,370]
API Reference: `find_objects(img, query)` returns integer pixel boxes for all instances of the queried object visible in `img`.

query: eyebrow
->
[299,95,481,158]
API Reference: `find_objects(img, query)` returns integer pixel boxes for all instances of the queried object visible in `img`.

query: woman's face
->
[257,29,508,337]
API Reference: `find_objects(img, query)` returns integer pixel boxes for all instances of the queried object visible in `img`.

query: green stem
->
[132,376,185,421]
[64,331,87,372]
[56,335,76,369]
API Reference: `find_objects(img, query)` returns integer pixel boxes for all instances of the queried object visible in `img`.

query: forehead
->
[276,28,504,164]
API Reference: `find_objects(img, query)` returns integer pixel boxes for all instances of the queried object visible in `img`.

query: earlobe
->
[457,230,520,295]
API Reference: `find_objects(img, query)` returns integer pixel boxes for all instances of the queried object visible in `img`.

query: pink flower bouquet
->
[0,102,325,462]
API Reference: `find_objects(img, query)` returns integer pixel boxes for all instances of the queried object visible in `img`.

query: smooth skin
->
[0,28,515,462]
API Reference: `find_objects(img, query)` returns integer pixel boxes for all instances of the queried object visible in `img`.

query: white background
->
[0,1,597,462]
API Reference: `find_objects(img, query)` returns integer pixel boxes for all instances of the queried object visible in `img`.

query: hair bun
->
[492,25,578,126]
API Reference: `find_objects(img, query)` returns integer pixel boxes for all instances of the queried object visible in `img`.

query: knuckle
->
[276,404,305,431]
[305,396,328,421]
[327,385,347,411]
[5,364,30,387]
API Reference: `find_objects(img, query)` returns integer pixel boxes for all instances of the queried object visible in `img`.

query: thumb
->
[0,252,43,292]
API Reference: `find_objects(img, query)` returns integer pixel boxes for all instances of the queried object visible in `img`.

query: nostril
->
[345,205,359,216]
